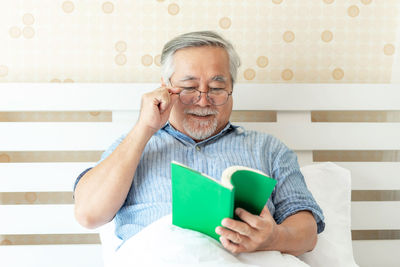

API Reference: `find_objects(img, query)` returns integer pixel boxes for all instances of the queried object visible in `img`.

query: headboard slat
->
[1,83,399,111]
[0,205,96,234]
[351,202,400,230]
[236,122,400,150]
[0,245,102,267]
[0,163,94,192]
[2,122,399,150]
[352,240,400,267]
[0,122,126,150]
[336,162,400,190]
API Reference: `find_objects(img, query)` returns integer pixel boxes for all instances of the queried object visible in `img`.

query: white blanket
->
[112,214,309,267]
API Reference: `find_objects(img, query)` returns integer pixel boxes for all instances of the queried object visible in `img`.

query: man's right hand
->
[74,85,180,229]
[137,85,180,134]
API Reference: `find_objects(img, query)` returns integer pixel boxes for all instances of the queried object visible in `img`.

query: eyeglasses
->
[169,81,232,106]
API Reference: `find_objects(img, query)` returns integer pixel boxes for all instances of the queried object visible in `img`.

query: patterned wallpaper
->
[0,0,399,83]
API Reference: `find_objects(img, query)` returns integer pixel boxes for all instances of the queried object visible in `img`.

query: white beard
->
[183,107,219,140]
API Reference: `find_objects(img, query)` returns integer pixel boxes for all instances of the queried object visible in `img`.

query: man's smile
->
[188,114,214,120]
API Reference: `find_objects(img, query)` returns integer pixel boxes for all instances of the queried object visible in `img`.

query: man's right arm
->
[73,85,180,229]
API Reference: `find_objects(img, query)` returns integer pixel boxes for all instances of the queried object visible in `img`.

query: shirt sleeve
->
[72,134,127,197]
[270,138,325,234]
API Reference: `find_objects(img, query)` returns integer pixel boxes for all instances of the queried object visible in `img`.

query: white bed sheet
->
[112,214,309,267]
[100,162,359,267]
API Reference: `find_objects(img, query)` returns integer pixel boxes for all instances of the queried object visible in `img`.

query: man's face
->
[167,46,233,141]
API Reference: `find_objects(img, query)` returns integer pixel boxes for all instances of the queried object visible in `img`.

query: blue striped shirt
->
[74,122,325,248]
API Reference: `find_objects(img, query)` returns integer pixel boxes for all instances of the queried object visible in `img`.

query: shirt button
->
[195,146,201,151]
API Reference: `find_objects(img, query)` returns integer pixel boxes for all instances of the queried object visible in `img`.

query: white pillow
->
[299,162,358,267]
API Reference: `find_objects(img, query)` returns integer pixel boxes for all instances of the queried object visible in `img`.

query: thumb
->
[260,205,272,218]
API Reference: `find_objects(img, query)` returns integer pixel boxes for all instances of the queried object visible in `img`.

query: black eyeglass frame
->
[169,79,232,106]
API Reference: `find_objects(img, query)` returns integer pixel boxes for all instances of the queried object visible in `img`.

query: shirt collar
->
[161,121,239,145]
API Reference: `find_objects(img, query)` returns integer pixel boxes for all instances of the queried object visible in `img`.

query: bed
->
[0,83,399,266]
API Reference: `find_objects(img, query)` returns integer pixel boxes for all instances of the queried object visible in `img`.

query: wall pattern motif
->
[0,0,398,83]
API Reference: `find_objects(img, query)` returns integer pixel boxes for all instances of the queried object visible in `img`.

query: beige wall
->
[0,0,398,83]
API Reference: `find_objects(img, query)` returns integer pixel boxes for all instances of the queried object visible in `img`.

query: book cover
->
[171,161,276,241]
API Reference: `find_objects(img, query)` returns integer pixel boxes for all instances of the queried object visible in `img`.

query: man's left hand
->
[215,206,280,254]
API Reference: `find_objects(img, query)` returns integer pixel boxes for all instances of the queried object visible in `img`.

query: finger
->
[220,219,254,242]
[155,95,166,110]
[169,91,179,104]
[259,205,272,218]
[162,94,178,115]
[154,86,176,113]
[216,225,248,245]
[220,236,245,254]
[166,85,181,94]
[234,208,265,230]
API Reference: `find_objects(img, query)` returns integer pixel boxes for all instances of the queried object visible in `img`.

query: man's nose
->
[196,90,210,107]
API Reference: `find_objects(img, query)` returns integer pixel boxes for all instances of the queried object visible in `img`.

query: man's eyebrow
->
[211,75,227,82]
[179,76,199,82]
[178,75,227,82]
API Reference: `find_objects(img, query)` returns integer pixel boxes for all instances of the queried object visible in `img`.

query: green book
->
[171,161,277,241]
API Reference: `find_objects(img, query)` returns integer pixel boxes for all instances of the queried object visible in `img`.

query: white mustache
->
[184,108,219,116]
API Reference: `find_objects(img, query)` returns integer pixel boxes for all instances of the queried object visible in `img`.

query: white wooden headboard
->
[1,83,399,267]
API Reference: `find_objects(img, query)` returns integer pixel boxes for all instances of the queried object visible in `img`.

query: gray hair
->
[161,31,241,86]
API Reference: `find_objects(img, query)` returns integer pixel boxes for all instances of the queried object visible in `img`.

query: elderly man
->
[73,31,324,256]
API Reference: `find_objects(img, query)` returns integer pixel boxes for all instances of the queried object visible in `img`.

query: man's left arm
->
[216,206,317,256]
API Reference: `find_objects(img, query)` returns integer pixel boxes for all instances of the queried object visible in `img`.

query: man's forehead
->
[179,75,227,82]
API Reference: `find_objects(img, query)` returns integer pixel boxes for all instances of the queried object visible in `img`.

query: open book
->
[171,161,277,241]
